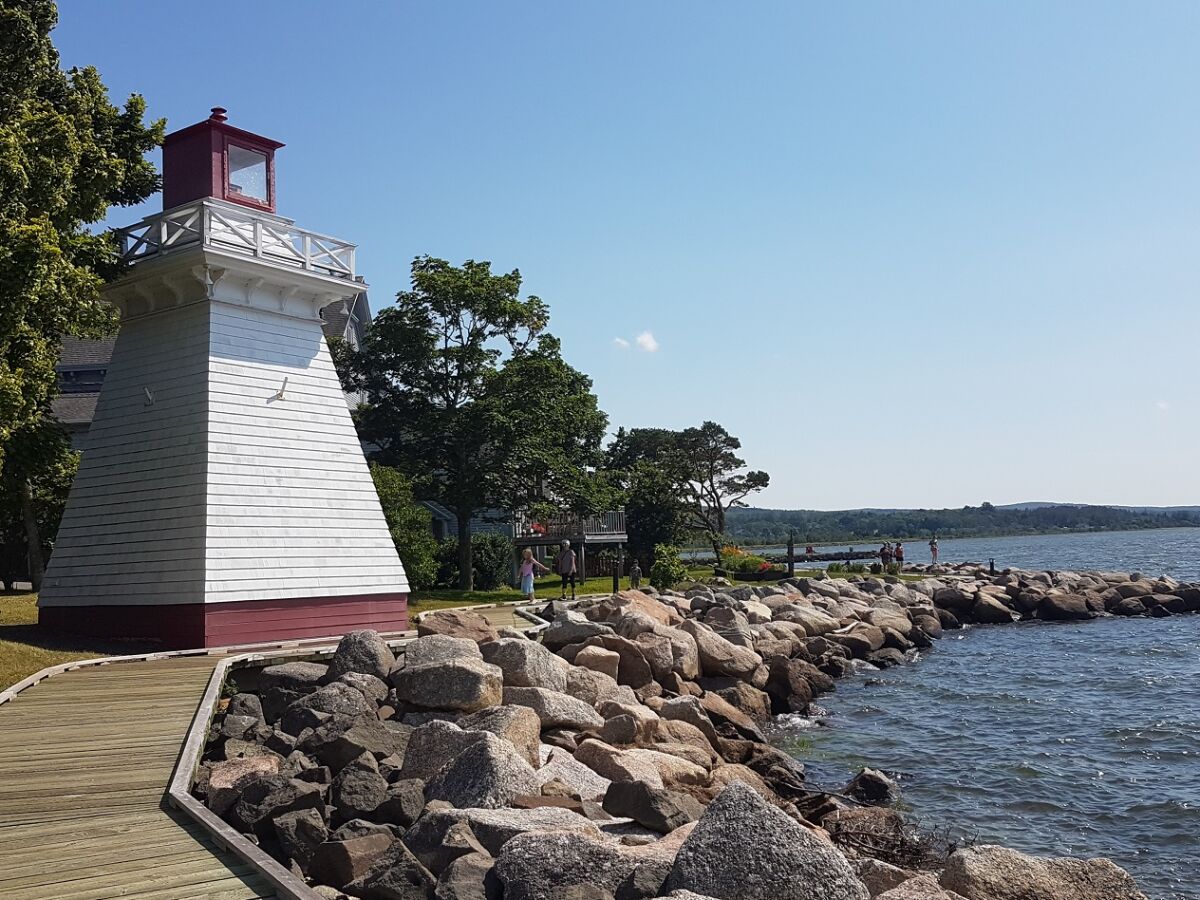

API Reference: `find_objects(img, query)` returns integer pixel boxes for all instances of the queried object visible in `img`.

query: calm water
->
[728,526,1200,581]
[771,574,1200,898]
[911,527,1200,581]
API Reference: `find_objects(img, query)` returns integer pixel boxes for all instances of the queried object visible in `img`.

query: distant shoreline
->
[692,522,1200,552]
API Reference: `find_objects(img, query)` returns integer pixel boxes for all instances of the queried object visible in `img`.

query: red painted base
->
[38,592,409,650]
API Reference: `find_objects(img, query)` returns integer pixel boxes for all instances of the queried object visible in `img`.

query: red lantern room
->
[161,107,285,213]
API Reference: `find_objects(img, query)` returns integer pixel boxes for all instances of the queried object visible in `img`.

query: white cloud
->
[613,337,630,349]
[1155,399,1170,412]
[635,331,659,352]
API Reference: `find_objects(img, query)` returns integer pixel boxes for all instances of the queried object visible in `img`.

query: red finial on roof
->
[209,107,228,122]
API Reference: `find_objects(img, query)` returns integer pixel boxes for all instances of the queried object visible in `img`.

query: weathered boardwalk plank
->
[0,601,556,899]
[0,655,274,899]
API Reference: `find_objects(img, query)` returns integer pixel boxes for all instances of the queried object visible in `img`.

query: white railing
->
[116,199,356,279]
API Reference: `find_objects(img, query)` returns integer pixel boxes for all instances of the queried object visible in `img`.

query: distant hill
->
[999,501,1200,515]
[724,502,1200,544]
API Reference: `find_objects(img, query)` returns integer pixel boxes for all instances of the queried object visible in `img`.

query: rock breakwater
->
[193,564,1190,898]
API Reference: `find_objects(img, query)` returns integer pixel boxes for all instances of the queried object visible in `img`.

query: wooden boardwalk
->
[0,602,560,899]
[0,654,274,900]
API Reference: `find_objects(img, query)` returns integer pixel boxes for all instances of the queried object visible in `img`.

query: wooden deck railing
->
[514,510,626,538]
[116,198,357,280]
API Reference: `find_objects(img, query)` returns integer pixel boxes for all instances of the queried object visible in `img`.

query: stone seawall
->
[192,566,1185,899]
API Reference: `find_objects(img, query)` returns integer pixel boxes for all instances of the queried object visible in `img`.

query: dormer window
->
[227,144,269,204]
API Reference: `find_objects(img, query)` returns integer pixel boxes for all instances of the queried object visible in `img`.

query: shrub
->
[720,545,770,573]
[827,562,846,573]
[435,532,515,590]
[869,562,883,575]
[369,464,438,589]
[650,543,688,590]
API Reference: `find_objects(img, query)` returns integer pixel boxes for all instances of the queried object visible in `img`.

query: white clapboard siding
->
[41,295,409,610]
[202,303,407,604]
[41,302,211,605]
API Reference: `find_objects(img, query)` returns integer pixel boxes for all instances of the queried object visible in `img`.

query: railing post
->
[303,234,313,270]
[253,219,263,258]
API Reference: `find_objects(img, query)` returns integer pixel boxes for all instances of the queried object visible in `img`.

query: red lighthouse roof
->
[162,108,285,213]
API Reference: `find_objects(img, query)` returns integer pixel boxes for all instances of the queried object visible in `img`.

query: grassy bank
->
[3,566,919,690]
[410,574,638,614]
[0,577,626,690]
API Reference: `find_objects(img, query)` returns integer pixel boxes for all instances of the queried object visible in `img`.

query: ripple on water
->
[784,615,1200,900]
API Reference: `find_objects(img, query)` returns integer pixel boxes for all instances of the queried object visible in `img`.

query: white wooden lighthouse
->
[39,108,409,648]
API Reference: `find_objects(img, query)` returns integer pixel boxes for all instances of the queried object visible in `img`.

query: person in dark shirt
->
[554,540,578,600]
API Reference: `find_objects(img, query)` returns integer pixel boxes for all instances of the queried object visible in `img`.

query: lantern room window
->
[227,143,270,205]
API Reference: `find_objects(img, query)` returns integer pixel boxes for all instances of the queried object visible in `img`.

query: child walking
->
[519,548,549,601]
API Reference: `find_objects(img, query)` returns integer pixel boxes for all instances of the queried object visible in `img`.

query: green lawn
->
[0,576,609,691]
[0,593,158,692]
[409,574,639,614]
[2,563,928,691]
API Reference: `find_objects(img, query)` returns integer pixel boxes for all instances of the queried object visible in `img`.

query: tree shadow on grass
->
[0,620,160,656]
[0,591,159,658]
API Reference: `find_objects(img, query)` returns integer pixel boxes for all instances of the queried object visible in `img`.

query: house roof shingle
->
[51,392,99,426]
[59,338,116,368]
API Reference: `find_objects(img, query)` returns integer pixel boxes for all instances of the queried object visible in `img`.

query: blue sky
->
[55,2,1199,510]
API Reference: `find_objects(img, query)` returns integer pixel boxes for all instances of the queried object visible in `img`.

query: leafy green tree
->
[343,257,608,589]
[0,419,77,590]
[0,0,163,477]
[605,427,690,567]
[434,533,515,591]
[605,423,768,563]
[605,427,683,474]
[678,421,769,559]
[369,463,438,590]
[622,459,688,569]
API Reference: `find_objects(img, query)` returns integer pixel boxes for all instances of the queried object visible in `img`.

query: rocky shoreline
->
[193,565,1196,899]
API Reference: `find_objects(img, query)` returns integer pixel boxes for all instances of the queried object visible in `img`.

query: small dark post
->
[613,543,622,593]
[787,532,795,577]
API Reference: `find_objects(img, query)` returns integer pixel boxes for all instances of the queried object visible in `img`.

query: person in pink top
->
[519,548,550,601]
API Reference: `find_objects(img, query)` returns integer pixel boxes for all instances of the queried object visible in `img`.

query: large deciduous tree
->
[678,421,770,558]
[0,0,164,477]
[607,422,769,562]
[605,427,690,568]
[341,256,609,589]
[0,419,77,591]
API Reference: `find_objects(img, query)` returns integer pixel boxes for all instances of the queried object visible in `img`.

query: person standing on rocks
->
[894,541,905,571]
[554,539,578,600]
[518,548,550,602]
[880,542,893,568]
[930,534,939,564]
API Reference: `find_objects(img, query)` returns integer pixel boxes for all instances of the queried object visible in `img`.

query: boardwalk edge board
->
[167,652,321,900]
[1,597,567,898]
[162,599,561,899]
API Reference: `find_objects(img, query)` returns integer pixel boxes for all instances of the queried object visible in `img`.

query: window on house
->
[59,368,106,393]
